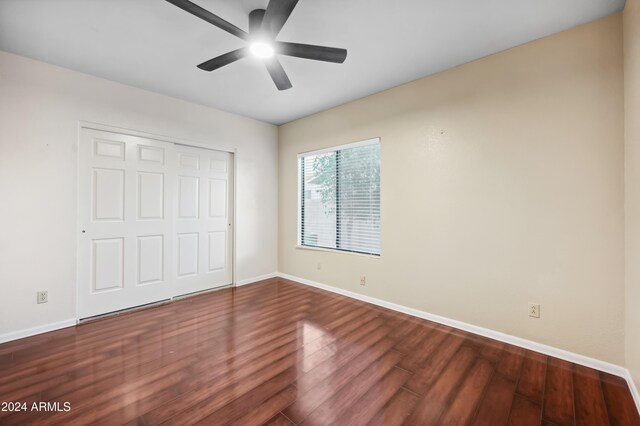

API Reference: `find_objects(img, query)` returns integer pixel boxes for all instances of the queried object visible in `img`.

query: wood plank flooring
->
[0,278,638,425]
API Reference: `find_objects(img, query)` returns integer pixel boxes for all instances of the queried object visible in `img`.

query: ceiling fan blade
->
[197,48,248,71]
[261,0,298,38]
[275,42,347,63]
[165,0,249,40]
[248,9,266,35]
[264,57,293,90]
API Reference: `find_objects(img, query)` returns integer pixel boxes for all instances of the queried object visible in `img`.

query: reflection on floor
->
[0,278,638,425]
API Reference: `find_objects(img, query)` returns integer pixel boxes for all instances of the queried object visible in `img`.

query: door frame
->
[75,121,238,322]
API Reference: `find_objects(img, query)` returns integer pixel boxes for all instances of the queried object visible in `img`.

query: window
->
[298,138,380,256]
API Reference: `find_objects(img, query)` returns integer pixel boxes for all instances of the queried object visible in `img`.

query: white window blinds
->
[299,139,380,256]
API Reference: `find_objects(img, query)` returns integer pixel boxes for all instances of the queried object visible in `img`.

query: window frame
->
[297,137,381,257]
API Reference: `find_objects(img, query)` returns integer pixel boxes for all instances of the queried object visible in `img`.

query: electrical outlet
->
[360,276,366,286]
[37,291,48,304]
[528,302,540,318]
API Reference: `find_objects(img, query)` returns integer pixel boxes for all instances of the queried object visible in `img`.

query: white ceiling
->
[0,0,624,125]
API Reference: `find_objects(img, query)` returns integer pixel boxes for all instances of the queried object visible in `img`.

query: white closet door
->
[173,144,233,296]
[78,129,176,318]
[78,129,234,319]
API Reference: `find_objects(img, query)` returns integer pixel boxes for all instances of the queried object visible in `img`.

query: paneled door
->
[78,129,174,318]
[173,144,233,297]
[78,128,233,319]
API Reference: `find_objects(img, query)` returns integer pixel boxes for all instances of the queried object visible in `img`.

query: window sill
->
[295,245,381,258]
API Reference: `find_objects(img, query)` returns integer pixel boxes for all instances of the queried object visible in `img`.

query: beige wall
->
[0,51,278,337]
[279,15,625,364]
[625,0,640,389]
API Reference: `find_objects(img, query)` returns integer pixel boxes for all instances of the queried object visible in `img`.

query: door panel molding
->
[77,125,235,319]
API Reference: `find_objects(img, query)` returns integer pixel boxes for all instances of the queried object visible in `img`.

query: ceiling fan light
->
[250,42,274,59]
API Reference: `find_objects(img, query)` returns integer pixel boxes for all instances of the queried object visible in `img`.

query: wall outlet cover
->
[528,302,540,318]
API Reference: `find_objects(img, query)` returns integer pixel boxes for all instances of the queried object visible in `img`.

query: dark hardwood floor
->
[0,278,638,425]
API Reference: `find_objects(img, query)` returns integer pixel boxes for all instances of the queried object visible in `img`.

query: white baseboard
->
[624,369,640,415]
[0,318,77,345]
[276,272,640,412]
[0,272,280,344]
[235,272,279,287]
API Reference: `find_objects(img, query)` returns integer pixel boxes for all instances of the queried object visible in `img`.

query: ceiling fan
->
[165,0,348,90]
